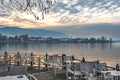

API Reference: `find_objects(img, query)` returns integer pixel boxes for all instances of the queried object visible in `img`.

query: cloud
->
[49,0,120,25]
[0,0,120,28]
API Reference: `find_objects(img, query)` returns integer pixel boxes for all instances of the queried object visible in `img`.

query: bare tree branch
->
[0,0,56,20]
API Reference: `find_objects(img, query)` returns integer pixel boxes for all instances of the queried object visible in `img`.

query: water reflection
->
[0,42,120,66]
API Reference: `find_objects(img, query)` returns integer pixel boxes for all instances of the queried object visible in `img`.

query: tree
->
[109,38,113,43]
[101,36,107,43]
[19,34,29,41]
[89,37,96,43]
[2,35,7,41]
[0,0,56,20]
[0,33,2,41]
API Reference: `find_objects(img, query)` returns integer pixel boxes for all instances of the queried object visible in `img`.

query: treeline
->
[0,33,113,43]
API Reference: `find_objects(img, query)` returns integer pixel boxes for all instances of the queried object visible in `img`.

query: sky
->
[48,23,120,39]
[0,0,120,39]
[0,0,120,28]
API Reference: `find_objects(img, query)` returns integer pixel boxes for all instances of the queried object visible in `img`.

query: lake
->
[0,42,120,67]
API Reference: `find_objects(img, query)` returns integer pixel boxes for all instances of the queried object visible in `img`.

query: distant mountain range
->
[0,27,68,38]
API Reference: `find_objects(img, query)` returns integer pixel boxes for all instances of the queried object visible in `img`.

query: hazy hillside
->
[49,23,120,39]
[0,26,68,38]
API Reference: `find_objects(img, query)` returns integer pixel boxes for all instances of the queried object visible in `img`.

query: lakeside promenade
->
[0,51,120,80]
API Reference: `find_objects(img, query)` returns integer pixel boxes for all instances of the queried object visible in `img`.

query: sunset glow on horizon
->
[0,0,120,28]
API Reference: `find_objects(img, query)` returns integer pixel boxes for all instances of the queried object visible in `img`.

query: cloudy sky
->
[0,0,120,28]
[0,0,120,39]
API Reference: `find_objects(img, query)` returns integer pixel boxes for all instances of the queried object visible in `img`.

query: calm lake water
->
[0,42,120,67]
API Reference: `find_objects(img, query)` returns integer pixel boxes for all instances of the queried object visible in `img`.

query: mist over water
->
[0,42,120,67]
[48,24,120,39]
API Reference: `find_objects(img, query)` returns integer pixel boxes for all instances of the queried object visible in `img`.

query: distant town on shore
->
[0,33,113,43]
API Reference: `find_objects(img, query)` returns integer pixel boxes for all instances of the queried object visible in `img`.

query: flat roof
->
[0,75,29,80]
